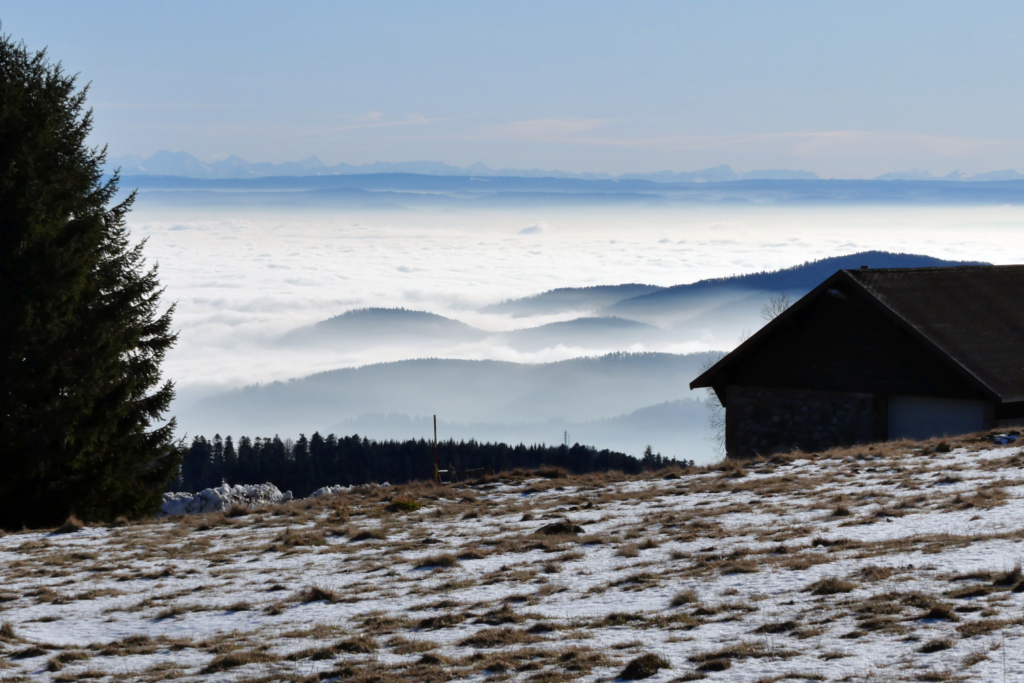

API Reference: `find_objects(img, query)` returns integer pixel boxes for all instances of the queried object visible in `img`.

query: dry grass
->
[386,497,422,513]
[349,527,386,542]
[54,515,84,535]
[458,627,540,648]
[670,589,698,607]
[294,586,342,604]
[334,635,377,653]
[807,577,858,595]
[201,649,278,673]
[414,554,457,569]
[4,433,1024,682]
[620,653,671,679]
[956,619,1009,638]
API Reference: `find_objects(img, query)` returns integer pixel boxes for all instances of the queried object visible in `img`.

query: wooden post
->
[433,415,439,483]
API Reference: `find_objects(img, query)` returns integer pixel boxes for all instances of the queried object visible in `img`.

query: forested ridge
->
[173,433,690,497]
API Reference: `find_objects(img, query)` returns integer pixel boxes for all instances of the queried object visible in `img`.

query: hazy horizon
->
[105,149,1024,183]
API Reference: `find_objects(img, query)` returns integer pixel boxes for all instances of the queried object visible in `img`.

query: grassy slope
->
[1,432,1024,682]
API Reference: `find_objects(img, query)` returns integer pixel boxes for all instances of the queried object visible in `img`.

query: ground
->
[2,433,1024,682]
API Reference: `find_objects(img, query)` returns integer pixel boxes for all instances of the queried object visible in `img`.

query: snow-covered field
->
[3,435,1024,682]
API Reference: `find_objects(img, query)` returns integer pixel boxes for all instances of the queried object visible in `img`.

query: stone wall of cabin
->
[725,385,879,458]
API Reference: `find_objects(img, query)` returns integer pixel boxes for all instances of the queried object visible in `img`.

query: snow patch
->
[160,482,293,516]
[312,485,350,498]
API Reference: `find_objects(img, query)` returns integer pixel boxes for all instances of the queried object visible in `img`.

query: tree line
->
[172,433,692,497]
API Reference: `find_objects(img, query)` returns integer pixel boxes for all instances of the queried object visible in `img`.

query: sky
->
[5,0,1024,178]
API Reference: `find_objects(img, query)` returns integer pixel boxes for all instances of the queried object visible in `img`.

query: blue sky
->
[4,1,1024,177]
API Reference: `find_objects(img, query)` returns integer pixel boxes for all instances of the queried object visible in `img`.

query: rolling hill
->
[605,251,987,328]
[279,308,487,347]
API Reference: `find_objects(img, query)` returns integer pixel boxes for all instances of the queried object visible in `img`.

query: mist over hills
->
[177,250,991,463]
[325,399,708,461]
[176,352,718,460]
[481,252,986,331]
[279,309,669,354]
[497,317,666,352]
[604,251,986,328]
[482,284,663,317]
[269,251,985,384]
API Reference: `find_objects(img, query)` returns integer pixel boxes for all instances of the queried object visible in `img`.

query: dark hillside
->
[606,251,987,324]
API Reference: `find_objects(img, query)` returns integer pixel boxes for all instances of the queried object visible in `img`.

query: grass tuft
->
[807,576,857,595]
[296,586,341,604]
[334,635,376,653]
[386,497,421,513]
[993,563,1022,587]
[458,627,539,648]
[620,653,671,680]
[415,554,457,569]
[670,590,698,607]
[919,639,953,653]
[922,605,959,621]
[536,466,568,479]
[350,527,387,542]
[201,650,277,673]
[54,515,83,534]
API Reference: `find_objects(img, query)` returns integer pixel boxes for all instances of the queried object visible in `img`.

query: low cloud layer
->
[127,202,1024,419]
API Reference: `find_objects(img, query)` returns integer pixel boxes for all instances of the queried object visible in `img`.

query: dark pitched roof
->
[845,265,1024,402]
[692,264,1024,403]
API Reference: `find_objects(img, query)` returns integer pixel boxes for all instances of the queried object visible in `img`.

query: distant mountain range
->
[123,173,1024,210]
[107,151,821,183]
[108,150,1024,183]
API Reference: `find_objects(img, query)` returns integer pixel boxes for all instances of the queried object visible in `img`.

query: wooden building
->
[690,265,1024,457]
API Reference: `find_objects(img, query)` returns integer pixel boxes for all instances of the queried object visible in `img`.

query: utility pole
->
[433,415,439,484]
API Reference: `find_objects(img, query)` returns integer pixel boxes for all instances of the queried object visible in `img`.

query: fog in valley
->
[127,179,1024,462]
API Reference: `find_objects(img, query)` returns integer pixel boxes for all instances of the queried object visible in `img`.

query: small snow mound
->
[312,485,349,498]
[161,483,293,517]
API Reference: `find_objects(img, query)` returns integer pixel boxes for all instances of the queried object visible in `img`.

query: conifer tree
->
[0,35,180,528]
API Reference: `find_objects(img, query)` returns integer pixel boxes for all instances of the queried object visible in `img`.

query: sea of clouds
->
[126,202,1024,411]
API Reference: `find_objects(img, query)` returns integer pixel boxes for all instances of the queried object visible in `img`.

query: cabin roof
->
[691,264,1024,403]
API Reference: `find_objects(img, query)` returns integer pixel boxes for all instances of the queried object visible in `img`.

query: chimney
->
[860,265,869,270]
